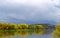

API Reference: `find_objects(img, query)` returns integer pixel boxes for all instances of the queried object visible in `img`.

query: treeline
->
[0,23,45,30]
[0,23,55,31]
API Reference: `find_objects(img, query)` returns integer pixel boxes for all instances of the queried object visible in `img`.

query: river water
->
[0,29,59,38]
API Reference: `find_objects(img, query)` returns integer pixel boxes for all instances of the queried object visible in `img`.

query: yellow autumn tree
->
[53,23,60,38]
[34,24,44,30]
[17,24,28,30]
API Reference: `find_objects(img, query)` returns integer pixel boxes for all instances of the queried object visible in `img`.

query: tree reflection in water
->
[0,28,56,38]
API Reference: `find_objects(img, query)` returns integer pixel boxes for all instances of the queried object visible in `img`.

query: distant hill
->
[0,16,57,25]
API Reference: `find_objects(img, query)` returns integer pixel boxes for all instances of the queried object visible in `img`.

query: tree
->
[53,23,60,38]
[18,24,28,30]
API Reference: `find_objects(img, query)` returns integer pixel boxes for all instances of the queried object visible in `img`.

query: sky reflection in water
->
[0,29,58,38]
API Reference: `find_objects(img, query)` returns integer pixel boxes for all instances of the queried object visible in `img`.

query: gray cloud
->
[0,0,60,24]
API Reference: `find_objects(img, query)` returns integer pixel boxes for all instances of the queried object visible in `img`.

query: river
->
[0,28,58,38]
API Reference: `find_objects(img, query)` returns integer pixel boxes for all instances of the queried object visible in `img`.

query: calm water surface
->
[0,29,58,38]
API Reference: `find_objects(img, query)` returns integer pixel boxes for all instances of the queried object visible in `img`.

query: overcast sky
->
[0,0,60,24]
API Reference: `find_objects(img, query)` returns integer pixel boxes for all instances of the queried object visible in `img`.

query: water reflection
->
[0,28,56,38]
